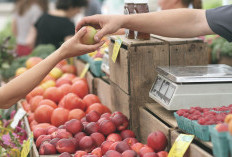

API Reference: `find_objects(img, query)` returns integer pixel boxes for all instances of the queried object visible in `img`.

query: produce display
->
[17,57,169,157]
[0,110,27,157]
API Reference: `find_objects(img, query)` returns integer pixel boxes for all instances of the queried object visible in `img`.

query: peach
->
[124,138,138,147]
[86,111,100,122]
[144,152,159,157]
[131,143,144,153]
[33,128,47,140]
[106,133,122,142]
[109,142,120,151]
[116,141,131,153]
[75,132,87,143]
[79,136,95,153]
[58,125,66,129]
[49,138,60,146]
[39,141,57,155]
[68,109,85,121]
[101,113,111,119]
[90,132,105,147]
[74,151,88,157]
[215,123,228,132]
[101,141,114,155]
[81,26,97,45]
[59,152,73,157]
[56,138,76,154]
[51,129,72,139]
[65,119,83,135]
[83,94,101,108]
[26,57,42,69]
[85,122,100,135]
[122,150,138,157]
[56,77,72,87]
[61,64,76,74]
[104,150,122,157]
[147,131,167,152]
[47,126,58,135]
[120,130,136,140]
[36,135,52,148]
[111,114,129,131]
[157,151,168,157]
[99,120,116,135]
[139,147,154,157]
[91,147,102,157]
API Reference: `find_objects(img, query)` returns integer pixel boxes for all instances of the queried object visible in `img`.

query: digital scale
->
[149,64,232,110]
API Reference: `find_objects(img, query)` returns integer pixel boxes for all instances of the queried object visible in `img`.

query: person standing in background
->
[29,0,87,49]
[158,0,202,10]
[85,0,102,16]
[12,0,48,56]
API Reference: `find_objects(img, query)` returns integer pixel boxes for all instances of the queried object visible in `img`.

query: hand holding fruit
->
[59,27,104,59]
[75,15,124,42]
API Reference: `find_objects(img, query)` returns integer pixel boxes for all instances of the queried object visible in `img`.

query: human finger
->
[75,15,101,33]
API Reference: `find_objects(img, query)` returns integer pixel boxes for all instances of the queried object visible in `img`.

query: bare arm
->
[0,27,104,109]
[76,9,214,41]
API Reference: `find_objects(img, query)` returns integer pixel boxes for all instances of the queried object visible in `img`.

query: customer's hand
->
[59,27,104,59]
[75,15,124,42]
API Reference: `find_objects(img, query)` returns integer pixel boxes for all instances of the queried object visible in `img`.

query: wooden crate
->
[139,107,171,150]
[93,78,113,112]
[109,35,208,137]
[74,59,94,94]
[170,130,213,157]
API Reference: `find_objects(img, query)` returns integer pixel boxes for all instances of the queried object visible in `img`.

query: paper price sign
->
[168,134,194,157]
[21,132,33,157]
[80,63,90,78]
[112,37,122,63]
[10,108,26,129]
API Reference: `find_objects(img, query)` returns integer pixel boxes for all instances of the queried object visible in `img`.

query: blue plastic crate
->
[210,127,229,157]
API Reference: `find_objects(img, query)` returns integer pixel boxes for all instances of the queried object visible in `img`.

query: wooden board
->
[110,81,130,119]
[145,103,178,128]
[170,130,213,157]
[170,43,208,66]
[93,78,113,111]
[139,107,171,150]
[109,45,130,94]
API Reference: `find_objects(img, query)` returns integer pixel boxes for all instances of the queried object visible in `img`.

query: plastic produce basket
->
[210,127,229,157]
[183,118,195,135]
[193,121,213,141]
[174,112,186,131]
[227,133,232,157]
[89,58,105,77]
[79,54,90,62]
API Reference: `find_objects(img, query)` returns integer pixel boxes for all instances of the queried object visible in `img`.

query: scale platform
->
[149,64,232,110]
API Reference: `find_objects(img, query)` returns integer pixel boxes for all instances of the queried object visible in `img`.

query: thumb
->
[75,27,87,40]
[94,26,110,42]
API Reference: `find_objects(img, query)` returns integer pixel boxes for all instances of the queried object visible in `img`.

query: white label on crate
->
[10,108,26,129]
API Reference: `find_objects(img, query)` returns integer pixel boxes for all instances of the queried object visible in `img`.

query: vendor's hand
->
[75,15,124,42]
[59,27,104,59]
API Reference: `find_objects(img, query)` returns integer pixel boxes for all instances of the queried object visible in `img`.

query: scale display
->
[149,65,232,110]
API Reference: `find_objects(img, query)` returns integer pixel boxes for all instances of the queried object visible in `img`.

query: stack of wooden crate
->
[108,35,208,138]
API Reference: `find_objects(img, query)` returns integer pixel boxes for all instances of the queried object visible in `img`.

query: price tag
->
[21,132,33,157]
[80,63,90,78]
[10,108,26,129]
[112,37,122,63]
[168,134,194,157]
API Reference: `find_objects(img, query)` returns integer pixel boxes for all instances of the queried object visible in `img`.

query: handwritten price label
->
[112,37,122,63]
[10,108,26,129]
[168,134,194,157]
[21,132,33,157]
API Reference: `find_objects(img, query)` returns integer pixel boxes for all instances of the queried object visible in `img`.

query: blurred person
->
[12,0,48,56]
[158,0,202,10]
[28,0,87,49]
[85,0,102,16]
[0,27,104,109]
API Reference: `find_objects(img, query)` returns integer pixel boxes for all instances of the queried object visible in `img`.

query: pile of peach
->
[34,110,168,157]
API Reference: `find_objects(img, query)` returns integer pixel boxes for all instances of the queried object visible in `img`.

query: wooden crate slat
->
[145,103,178,128]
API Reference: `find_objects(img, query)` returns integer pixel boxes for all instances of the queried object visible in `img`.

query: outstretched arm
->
[76,9,214,42]
[0,27,104,109]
